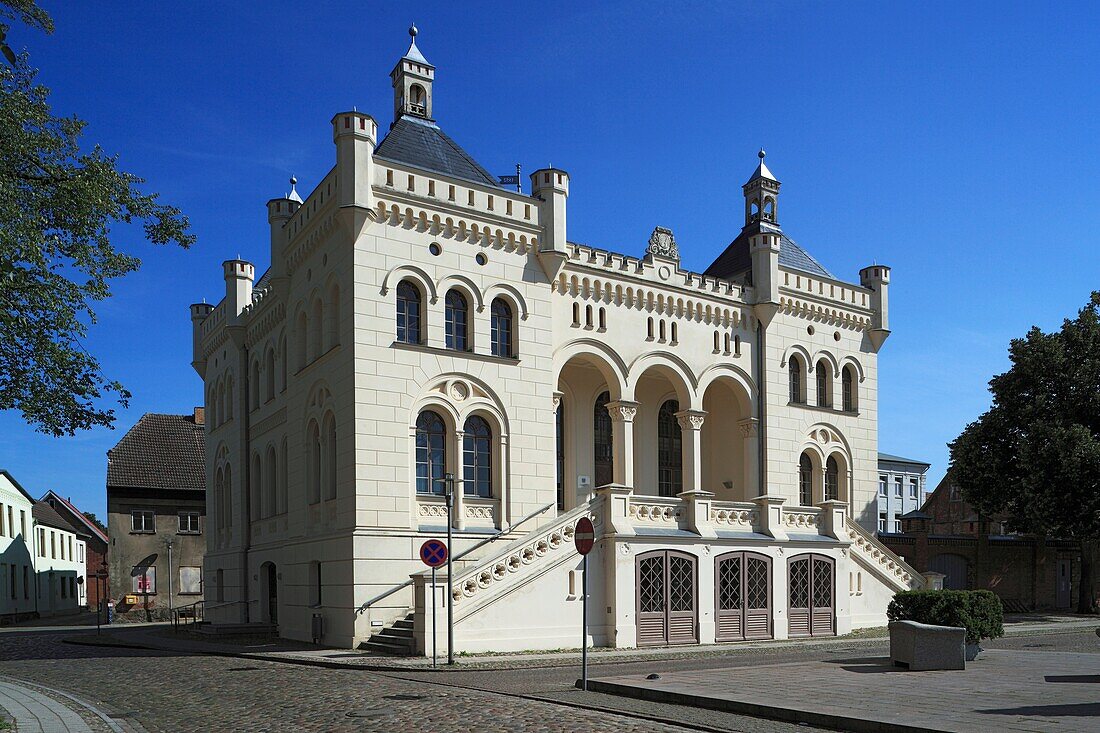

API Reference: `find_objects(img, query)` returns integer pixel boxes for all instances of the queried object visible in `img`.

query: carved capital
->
[605,400,639,423]
[674,409,706,431]
[552,391,564,411]
[738,417,759,437]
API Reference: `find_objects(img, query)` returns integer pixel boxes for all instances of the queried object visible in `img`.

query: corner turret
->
[189,302,214,377]
[531,167,570,278]
[223,259,255,318]
[860,264,891,350]
[266,177,302,279]
[330,111,377,228]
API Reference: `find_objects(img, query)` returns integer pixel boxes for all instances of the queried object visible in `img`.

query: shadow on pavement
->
[820,657,909,673]
[1044,674,1100,683]
[978,702,1100,717]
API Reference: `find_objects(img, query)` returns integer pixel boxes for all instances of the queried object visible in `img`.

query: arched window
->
[789,358,804,404]
[264,347,275,403]
[250,359,260,410]
[223,464,233,527]
[263,445,277,517]
[323,413,337,500]
[555,400,565,509]
[325,283,340,351]
[250,453,261,521]
[296,311,308,369]
[490,298,513,357]
[572,302,580,326]
[657,399,682,497]
[842,365,856,412]
[462,415,492,498]
[445,290,468,351]
[598,308,606,330]
[278,437,288,514]
[307,420,321,504]
[310,299,323,360]
[816,360,831,408]
[215,467,225,528]
[593,391,613,488]
[825,456,839,501]
[279,333,287,392]
[416,411,447,495]
[799,453,813,506]
[396,280,422,344]
[225,376,234,421]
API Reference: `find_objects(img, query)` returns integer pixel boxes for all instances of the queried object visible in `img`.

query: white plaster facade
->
[190,29,923,652]
[0,471,35,620]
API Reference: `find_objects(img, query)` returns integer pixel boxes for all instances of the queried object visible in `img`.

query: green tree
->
[82,511,107,535]
[949,292,1100,614]
[0,3,193,436]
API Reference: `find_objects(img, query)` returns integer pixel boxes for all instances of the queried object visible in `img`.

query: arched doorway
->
[260,562,278,625]
[788,554,834,637]
[715,551,772,641]
[636,550,697,646]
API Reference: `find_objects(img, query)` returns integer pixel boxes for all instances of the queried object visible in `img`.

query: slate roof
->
[106,413,206,492]
[375,116,501,188]
[878,452,931,469]
[703,222,834,282]
[33,501,76,532]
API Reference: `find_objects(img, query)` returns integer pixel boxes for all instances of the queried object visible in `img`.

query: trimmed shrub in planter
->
[887,590,1004,645]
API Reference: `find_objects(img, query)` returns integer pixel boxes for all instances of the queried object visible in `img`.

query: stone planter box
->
[889,620,965,671]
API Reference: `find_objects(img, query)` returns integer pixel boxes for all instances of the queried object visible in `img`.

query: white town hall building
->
[190,27,925,653]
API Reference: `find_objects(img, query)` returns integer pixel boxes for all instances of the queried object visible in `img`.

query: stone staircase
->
[360,612,416,655]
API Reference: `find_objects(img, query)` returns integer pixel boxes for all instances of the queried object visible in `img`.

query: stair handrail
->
[357,501,557,613]
[844,515,923,586]
[171,599,204,630]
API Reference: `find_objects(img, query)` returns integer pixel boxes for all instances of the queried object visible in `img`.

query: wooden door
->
[715,552,772,642]
[636,550,698,646]
[788,554,834,638]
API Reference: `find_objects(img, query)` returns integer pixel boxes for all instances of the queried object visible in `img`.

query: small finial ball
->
[290,176,297,186]
[409,23,418,38]
[758,149,766,160]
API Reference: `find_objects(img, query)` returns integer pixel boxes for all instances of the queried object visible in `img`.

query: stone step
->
[196,622,278,636]
[362,637,415,655]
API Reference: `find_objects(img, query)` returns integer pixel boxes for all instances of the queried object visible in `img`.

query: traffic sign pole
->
[574,516,595,692]
[445,473,454,666]
[582,552,588,691]
[431,566,437,669]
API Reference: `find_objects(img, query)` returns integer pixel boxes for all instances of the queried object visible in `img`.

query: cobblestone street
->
[0,628,835,732]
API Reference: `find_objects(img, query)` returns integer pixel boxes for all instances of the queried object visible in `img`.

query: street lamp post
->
[164,536,175,615]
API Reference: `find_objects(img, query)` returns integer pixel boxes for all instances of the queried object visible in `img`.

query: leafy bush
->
[888,590,1004,644]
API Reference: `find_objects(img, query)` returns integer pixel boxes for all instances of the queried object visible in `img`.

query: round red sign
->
[574,517,595,555]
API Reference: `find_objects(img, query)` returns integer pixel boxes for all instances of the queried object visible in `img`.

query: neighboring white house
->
[876,453,931,535]
[32,501,86,617]
[190,27,927,653]
[0,470,36,622]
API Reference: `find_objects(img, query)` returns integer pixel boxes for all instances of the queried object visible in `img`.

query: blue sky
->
[3,1,1099,518]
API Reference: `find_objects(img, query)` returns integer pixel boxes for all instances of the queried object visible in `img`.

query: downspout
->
[756,321,767,496]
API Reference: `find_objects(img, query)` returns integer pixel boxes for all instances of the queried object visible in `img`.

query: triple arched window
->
[657,400,683,497]
[395,281,518,357]
[841,365,857,412]
[816,360,831,408]
[789,359,804,404]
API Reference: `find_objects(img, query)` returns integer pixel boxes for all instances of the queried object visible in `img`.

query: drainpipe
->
[756,321,768,496]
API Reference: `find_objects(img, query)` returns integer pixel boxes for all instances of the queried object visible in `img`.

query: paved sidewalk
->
[63,612,1099,672]
[0,679,93,733]
[588,649,1100,733]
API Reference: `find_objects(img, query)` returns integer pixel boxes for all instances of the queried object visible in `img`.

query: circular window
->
[475,252,488,266]
[429,243,442,256]
[807,325,815,336]
[833,331,841,342]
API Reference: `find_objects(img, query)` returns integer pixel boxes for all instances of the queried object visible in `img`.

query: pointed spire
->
[287,176,303,203]
[746,148,778,184]
[403,23,431,66]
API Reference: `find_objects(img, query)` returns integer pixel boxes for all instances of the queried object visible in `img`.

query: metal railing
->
[171,599,251,631]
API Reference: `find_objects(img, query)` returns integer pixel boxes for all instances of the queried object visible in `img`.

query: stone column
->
[606,400,638,489]
[453,430,465,531]
[738,417,759,499]
[498,433,509,531]
[675,409,706,495]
